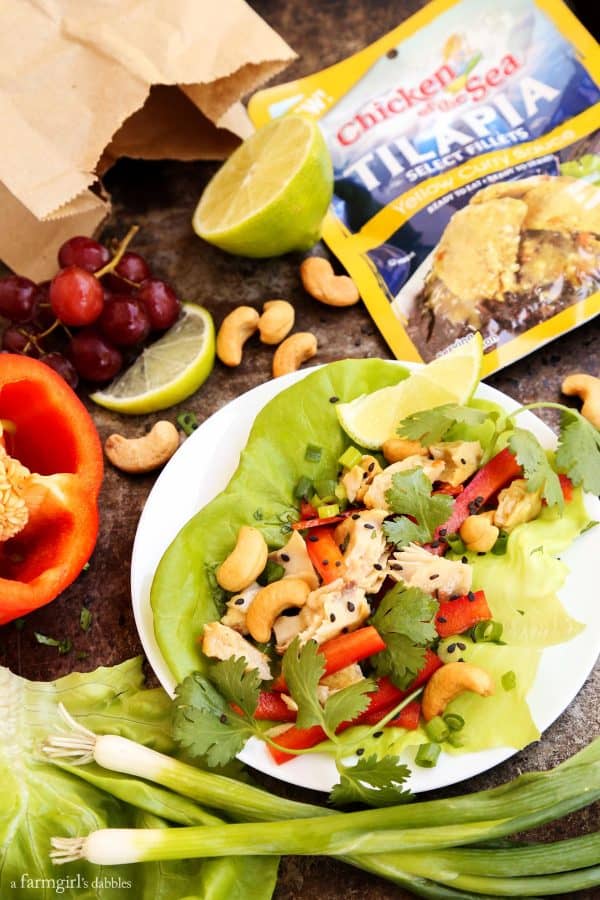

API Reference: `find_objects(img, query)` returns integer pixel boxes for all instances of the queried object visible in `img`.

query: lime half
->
[192,115,333,257]
[336,334,484,449]
[90,303,215,415]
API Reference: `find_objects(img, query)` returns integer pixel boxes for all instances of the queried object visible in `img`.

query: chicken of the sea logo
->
[441,33,482,94]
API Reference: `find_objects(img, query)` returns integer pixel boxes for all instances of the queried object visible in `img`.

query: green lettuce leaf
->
[151,359,410,683]
[0,658,278,900]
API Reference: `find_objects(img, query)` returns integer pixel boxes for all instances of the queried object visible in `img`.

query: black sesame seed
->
[468,591,476,602]
[234,597,245,606]
[342,627,349,634]
[437,615,447,623]
[373,730,384,738]
[368,462,375,473]
[430,539,440,548]
[330,613,336,622]
[462,556,468,564]
[458,657,465,662]
[439,528,447,537]
[335,560,342,567]
[460,457,467,465]
[364,523,375,529]
[322,559,329,566]
[477,551,486,556]
[281,553,290,562]
[219,714,228,724]
[308,534,319,543]
[352,513,360,520]
[362,471,369,480]
[347,601,356,612]
[356,748,365,756]
[373,563,383,571]
[447,643,456,653]
[475,496,484,505]
[429,573,439,580]
[390,563,402,570]
[329,396,340,403]
[457,642,467,650]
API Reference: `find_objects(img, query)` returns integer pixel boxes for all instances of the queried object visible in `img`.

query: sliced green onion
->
[315,479,338,502]
[257,560,285,587]
[443,713,465,733]
[305,443,323,463]
[425,716,449,743]
[492,531,509,555]
[310,493,323,509]
[338,446,362,469]
[447,733,465,749]
[446,534,467,555]
[334,482,347,501]
[294,476,313,500]
[317,503,340,519]
[177,411,199,436]
[415,742,441,768]
[472,620,504,643]
[502,670,517,691]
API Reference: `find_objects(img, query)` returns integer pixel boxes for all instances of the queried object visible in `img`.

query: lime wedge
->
[336,334,483,449]
[192,115,333,257]
[90,303,215,415]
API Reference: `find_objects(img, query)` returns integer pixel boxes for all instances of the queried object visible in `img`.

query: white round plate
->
[132,362,600,792]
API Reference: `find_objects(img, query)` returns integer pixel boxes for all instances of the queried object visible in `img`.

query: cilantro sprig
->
[370,585,439,689]
[383,469,453,548]
[508,428,564,509]
[330,755,412,807]
[397,404,491,444]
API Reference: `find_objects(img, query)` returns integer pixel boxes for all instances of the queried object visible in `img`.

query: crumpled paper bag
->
[0,0,296,279]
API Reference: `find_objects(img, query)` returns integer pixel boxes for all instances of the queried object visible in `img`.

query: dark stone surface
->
[0,1,599,897]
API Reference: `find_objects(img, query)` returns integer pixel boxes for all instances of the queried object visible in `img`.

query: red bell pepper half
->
[435,590,492,638]
[305,525,346,583]
[435,447,521,541]
[272,625,386,692]
[0,354,103,624]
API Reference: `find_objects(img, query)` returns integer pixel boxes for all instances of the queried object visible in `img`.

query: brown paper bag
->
[0,0,296,278]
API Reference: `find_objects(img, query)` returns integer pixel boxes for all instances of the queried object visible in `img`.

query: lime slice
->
[90,304,215,415]
[192,115,333,257]
[336,334,483,449]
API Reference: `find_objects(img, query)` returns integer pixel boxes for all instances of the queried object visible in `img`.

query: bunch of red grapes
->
[0,232,181,389]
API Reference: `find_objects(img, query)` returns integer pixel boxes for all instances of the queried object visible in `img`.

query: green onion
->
[446,534,467,555]
[176,411,199,436]
[257,560,285,586]
[334,482,347,502]
[80,607,92,632]
[305,443,323,463]
[294,476,313,500]
[492,531,509,555]
[472,620,503,643]
[34,632,72,655]
[338,446,362,469]
[317,503,340,519]
[443,714,464,733]
[315,479,338,502]
[447,733,464,749]
[310,493,323,509]
[415,742,441,768]
[425,717,449,743]
[502,671,517,691]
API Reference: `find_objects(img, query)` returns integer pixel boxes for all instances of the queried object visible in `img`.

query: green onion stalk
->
[44,708,600,898]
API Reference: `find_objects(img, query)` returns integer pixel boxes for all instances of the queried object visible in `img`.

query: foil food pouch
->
[249,0,600,374]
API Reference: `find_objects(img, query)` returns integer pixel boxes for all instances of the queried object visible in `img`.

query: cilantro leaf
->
[555,410,600,495]
[209,656,261,718]
[397,404,489,444]
[370,585,438,689]
[508,428,563,508]
[322,678,376,734]
[330,755,412,807]
[383,517,429,548]
[174,672,255,767]
[384,469,453,544]
[282,638,326,730]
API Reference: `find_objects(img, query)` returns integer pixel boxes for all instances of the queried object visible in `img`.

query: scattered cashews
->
[562,372,600,429]
[246,577,310,643]
[258,300,295,345]
[216,306,259,367]
[382,438,428,463]
[104,421,179,473]
[459,511,499,553]
[300,257,360,307]
[272,332,318,377]
[422,662,495,721]
[216,526,268,593]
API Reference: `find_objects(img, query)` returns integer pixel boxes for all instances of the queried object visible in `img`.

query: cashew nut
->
[272,332,318,378]
[459,511,499,553]
[216,306,259,367]
[562,372,600,429]
[216,526,268,593]
[246,577,310,643]
[104,421,179,473]
[382,438,428,463]
[300,257,360,307]
[422,662,495,721]
[258,300,295,345]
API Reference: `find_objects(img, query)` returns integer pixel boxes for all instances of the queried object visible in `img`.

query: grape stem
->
[95,225,139,279]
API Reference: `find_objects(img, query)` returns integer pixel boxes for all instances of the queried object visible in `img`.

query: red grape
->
[115,252,151,283]
[58,236,110,273]
[69,329,122,382]
[40,352,79,390]
[136,279,181,330]
[99,296,151,347]
[2,325,39,355]
[50,266,104,326]
[0,275,38,322]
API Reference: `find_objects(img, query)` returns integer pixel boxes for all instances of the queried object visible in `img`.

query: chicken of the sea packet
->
[249,0,600,374]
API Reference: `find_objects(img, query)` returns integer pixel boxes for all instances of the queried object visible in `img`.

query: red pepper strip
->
[268,651,442,764]
[272,625,386,692]
[433,482,464,496]
[299,500,318,520]
[292,508,358,531]
[305,525,346,583]
[358,700,421,730]
[232,691,297,723]
[435,590,492,638]
[435,448,521,541]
